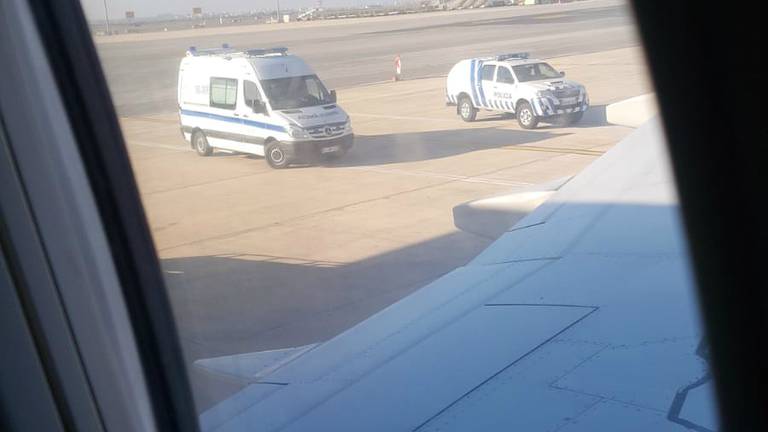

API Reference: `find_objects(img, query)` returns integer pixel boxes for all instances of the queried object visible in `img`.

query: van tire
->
[516,101,538,129]
[193,130,213,156]
[265,141,290,169]
[458,96,477,122]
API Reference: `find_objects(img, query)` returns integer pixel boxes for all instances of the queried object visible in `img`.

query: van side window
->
[496,67,515,84]
[244,81,262,109]
[481,65,496,81]
[210,77,237,110]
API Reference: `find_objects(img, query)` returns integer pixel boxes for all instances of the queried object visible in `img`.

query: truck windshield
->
[512,62,562,82]
[261,74,333,110]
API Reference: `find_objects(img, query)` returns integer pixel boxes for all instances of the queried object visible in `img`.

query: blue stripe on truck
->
[477,61,488,108]
[469,60,479,107]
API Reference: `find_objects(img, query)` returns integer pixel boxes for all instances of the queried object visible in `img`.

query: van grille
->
[307,122,346,138]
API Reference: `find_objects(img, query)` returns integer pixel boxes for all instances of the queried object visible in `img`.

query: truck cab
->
[178,46,354,168]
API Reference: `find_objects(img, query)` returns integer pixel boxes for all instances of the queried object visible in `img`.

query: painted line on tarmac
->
[123,115,178,124]
[344,166,533,187]
[348,112,458,123]
[128,140,191,152]
[500,145,605,156]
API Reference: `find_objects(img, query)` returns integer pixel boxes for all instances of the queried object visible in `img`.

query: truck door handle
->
[233,113,240,117]
[242,114,249,118]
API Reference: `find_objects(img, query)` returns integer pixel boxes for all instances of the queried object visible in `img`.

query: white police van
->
[178,45,353,168]
[445,53,589,129]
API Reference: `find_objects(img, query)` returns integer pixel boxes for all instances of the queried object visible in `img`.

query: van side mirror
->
[560,71,566,77]
[329,90,337,103]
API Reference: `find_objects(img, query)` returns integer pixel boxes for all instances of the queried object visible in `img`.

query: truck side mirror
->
[560,71,566,77]
[329,90,337,103]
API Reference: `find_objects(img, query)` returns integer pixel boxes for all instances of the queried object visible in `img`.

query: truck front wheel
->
[516,101,539,129]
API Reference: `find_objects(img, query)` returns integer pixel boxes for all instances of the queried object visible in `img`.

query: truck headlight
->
[288,126,309,139]
[344,117,352,131]
[536,90,554,99]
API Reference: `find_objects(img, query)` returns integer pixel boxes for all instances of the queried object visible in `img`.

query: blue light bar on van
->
[496,52,530,61]
[186,44,236,56]
[246,47,289,56]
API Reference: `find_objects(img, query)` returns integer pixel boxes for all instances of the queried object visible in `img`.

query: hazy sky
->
[80,0,363,20]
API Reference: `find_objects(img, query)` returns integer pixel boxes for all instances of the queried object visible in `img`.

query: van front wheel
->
[265,141,290,169]
[193,130,213,156]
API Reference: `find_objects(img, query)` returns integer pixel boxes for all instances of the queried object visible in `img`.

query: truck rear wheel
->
[193,130,213,156]
[265,141,290,169]
[516,101,539,129]
[458,96,477,122]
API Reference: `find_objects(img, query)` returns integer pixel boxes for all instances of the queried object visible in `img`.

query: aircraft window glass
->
[74,1,719,430]
[210,77,237,109]
[496,67,515,84]
[481,64,496,81]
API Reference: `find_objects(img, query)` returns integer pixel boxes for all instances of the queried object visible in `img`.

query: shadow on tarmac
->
[475,104,608,128]
[204,106,607,167]
[331,126,565,167]
[162,231,490,358]
[331,106,608,167]
[162,230,491,411]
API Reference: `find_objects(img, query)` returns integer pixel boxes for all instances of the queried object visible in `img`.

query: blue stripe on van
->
[180,109,287,133]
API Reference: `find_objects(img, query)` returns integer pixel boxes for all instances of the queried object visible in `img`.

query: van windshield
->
[261,74,333,110]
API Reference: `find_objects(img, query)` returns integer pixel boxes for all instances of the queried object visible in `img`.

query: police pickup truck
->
[445,53,589,129]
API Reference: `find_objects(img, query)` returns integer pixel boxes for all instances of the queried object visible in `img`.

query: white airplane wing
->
[199,118,718,432]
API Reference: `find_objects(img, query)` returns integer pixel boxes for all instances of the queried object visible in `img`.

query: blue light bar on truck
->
[496,52,530,61]
[246,47,289,56]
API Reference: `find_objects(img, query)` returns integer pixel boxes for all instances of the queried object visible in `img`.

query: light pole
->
[276,0,281,23]
[102,0,111,34]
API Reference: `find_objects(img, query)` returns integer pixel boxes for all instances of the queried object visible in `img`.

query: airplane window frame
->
[2,0,766,431]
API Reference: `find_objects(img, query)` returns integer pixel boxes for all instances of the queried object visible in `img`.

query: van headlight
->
[288,126,309,139]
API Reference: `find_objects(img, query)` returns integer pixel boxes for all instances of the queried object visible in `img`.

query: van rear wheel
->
[265,141,290,169]
[458,96,477,122]
[193,130,212,156]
